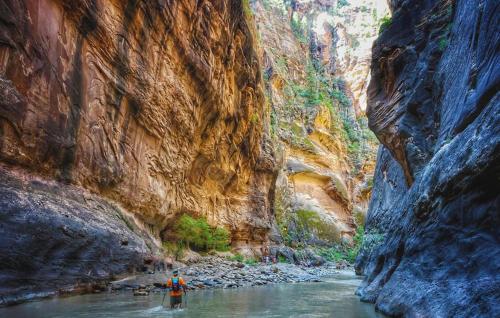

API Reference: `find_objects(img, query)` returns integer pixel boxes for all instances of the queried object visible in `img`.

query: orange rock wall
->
[0,0,276,244]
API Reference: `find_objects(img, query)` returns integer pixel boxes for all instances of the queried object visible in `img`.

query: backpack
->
[171,277,180,292]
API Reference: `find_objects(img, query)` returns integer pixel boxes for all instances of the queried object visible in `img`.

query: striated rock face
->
[252,0,385,244]
[0,167,158,305]
[309,0,389,115]
[356,0,500,316]
[0,0,275,304]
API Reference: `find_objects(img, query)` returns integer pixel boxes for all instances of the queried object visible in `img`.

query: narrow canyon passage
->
[0,0,498,317]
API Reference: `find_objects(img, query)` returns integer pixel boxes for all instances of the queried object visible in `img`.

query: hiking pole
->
[161,290,167,307]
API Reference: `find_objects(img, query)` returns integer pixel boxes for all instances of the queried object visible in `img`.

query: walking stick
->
[161,291,167,307]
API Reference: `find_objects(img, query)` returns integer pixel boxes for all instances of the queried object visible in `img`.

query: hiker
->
[264,247,270,264]
[166,269,187,309]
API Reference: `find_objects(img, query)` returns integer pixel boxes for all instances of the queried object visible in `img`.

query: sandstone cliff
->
[356,0,500,316]
[252,0,386,245]
[0,0,275,304]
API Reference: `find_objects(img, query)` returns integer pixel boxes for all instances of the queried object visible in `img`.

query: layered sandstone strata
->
[0,0,275,304]
[252,0,384,243]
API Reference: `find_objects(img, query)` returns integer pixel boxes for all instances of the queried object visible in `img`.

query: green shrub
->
[278,255,289,263]
[379,16,392,34]
[279,122,316,152]
[291,15,307,44]
[244,257,259,266]
[337,0,349,8]
[228,254,258,265]
[174,214,230,251]
[330,89,350,107]
[270,110,277,135]
[163,241,184,260]
[291,62,330,108]
[175,214,205,249]
[343,119,358,142]
[317,248,345,262]
[250,113,259,124]
[296,209,340,243]
[274,186,294,245]
[361,228,385,251]
[229,253,244,262]
[276,56,288,74]
[242,0,252,18]
[315,226,365,263]
[296,209,320,234]
[438,38,448,51]
[347,226,364,263]
[212,227,231,251]
[361,126,378,144]
[353,208,366,227]
[367,176,374,188]
[348,141,361,155]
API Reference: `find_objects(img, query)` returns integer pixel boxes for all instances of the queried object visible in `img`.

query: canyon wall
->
[252,0,386,245]
[356,0,500,316]
[0,0,275,304]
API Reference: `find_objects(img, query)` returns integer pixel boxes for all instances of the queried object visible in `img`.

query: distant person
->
[263,247,269,264]
[166,269,187,309]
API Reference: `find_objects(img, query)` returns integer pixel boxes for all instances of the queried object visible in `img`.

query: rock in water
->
[133,290,149,297]
[356,0,500,317]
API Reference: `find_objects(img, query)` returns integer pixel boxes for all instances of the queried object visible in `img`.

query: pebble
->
[167,256,341,291]
[133,289,149,296]
[112,256,346,293]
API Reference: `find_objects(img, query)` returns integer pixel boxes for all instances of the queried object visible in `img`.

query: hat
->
[172,269,179,275]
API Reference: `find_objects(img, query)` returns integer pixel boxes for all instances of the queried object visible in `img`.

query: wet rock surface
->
[0,167,158,306]
[357,0,500,317]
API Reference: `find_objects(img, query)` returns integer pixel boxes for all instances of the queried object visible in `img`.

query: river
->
[0,271,384,318]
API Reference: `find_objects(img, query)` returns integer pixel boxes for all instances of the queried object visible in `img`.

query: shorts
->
[170,295,182,306]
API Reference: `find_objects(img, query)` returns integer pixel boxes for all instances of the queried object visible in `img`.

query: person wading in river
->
[166,269,187,309]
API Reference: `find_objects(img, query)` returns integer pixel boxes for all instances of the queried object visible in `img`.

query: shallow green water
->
[0,271,384,318]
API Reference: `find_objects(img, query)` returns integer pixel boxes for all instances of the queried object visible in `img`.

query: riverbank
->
[0,270,382,318]
[110,255,351,293]
[0,251,352,307]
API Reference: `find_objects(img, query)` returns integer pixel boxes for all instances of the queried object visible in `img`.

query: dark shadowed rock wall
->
[0,167,158,305]
[356,0,499,317]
